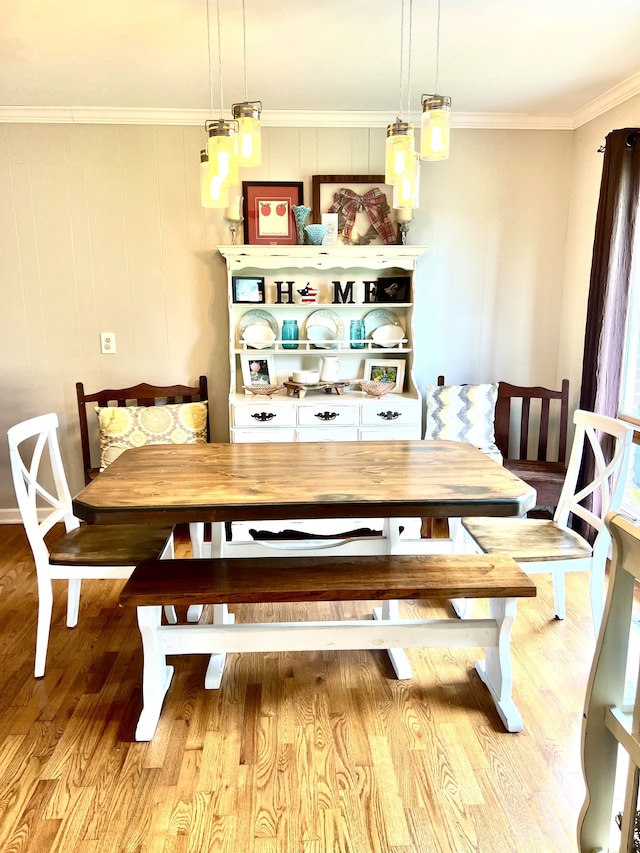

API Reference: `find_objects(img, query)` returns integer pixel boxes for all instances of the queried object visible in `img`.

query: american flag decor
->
[297,284,318,303]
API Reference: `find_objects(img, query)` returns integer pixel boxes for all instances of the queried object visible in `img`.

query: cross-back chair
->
[461,409,634,634]
[8,412,175,677]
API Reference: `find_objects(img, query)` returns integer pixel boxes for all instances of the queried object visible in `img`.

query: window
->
[619,227,640,519]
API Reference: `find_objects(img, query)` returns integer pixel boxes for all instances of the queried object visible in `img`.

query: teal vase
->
[292,205,311,245]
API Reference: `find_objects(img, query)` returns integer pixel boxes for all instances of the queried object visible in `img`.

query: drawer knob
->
[251,412,276,422]
[377,410,401,420]
[314,411,339,421]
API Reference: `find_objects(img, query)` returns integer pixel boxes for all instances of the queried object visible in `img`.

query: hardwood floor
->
[0,523,598,852]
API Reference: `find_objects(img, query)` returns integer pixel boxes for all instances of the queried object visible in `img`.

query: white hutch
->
[218,244,426,444]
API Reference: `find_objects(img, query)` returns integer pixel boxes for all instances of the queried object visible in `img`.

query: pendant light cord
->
[407,0,413,121]
[206,0,214,115]
[398,0,404,119]
[242,0,248,100]
[216,0,224,117]
[435,0,441,93]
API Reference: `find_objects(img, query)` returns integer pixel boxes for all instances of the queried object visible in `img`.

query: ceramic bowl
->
[304,224,328,245]
[307,325,337,349]
[291,370,320,384]
[242,324,276,349]
[371,324,404,348]
[242,384,284,397]
[359,380,397,397]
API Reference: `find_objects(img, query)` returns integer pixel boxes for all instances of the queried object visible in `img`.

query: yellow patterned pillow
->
[96,402,208,470]
[424,383,500,458]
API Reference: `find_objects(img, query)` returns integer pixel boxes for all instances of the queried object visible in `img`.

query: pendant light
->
[204,0,238,192]
[421,0,451,161]
[385,0,416,186]
[200,149,229,208]
[232,0,262,167]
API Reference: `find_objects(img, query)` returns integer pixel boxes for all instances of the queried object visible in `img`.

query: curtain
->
[577,128,640,530]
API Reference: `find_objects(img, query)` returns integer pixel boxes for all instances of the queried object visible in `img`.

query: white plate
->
[238,309,278,338]
[371,324,404,348]
[363,308,400,338]
[305,309,344,341]
[242,324,276,349]
[307,325,337,349]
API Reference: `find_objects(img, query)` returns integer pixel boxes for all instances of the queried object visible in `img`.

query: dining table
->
[72,439,537,737]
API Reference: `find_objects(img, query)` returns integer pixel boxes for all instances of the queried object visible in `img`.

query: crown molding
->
[572,70,640,128]
[1,70,638,132]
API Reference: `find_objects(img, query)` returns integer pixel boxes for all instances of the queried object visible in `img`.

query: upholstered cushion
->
[96,402,208,470]
[425,383,501,461]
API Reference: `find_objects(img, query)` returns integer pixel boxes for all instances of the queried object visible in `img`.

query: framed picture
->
[312,175,398,246]
[241,354,277,389]
[364,358,405,391]
[375,276,411,303]
[232,276,265,304]
[242,181,304,245]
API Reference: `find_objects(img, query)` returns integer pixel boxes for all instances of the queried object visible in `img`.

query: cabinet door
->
[359,427,421,441]
[232,429,297,443]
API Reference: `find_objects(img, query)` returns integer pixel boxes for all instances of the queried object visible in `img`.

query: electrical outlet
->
[100,332,116,354]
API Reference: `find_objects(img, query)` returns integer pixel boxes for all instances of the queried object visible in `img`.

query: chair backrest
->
[76,377,209,485]
[495,380,570,464]
[8,413,77,564]
[555,409,634,552]
[436,376,570,465]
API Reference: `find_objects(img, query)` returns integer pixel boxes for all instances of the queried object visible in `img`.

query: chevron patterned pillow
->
[425,383,499,455]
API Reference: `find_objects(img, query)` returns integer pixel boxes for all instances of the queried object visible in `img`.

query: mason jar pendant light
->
[385,0,416,187]
[200,0,238,207]
[231,0,262,167]
[200,149,229,208]
[421,0,451,161]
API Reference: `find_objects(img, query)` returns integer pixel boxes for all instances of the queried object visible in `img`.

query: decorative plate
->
[238,309,279,339]
[363,308,401,338]
[305,309,344,337]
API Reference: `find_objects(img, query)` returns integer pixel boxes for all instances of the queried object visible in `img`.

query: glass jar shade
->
[237,115,261,167]
[200,153,229,208]
[420,99,451,161]
[206,125,239,187]
[385,123,415,185]
[393,155,420,210]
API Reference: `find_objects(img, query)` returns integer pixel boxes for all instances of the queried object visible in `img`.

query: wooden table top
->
[72,440,536,525]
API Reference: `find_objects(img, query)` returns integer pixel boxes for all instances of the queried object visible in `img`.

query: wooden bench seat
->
[121,554,536,741]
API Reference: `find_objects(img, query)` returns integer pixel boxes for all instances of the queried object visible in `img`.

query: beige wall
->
[0,115,621,515]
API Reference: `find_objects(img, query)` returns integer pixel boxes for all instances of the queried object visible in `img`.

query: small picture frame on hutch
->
[364,358,406,391]
[312,175,398,246]
[375,276,411,303]
[242,181,304,245]
[232,276,265,303]
[241,354,277,390]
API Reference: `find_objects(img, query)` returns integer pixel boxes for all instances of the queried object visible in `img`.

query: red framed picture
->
[242,181,304,245]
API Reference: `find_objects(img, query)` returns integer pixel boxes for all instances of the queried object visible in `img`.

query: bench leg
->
[204,603,235,689]
[474,597,523,733]
[372,599,413,679]
[135,605,174,742]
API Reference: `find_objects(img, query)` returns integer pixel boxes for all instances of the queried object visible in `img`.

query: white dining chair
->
[8,412,176,677]
[460,409,634,635]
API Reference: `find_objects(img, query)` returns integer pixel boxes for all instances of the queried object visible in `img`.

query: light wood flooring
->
[0,523,600,852]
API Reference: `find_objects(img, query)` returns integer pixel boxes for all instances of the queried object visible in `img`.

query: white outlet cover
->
[100,332,116,354]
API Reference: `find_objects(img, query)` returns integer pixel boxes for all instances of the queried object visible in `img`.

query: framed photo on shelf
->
[241,354,277,389]
[364,358,405,391]
[242,181,304,245]
[311,174,398,246]
[232,276,265,304]
[375,276,411,303]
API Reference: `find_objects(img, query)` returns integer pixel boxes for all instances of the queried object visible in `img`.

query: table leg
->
[204,603,235,689]
[135,605,174,741]
[373,599,413,679]
[474,597,523,733]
